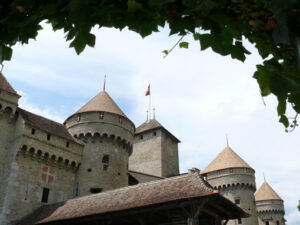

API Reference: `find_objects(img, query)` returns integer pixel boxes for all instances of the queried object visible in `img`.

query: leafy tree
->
[0,0,299,129]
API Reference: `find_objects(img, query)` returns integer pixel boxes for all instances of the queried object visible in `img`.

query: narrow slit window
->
[153,131,156,136]
[238,218,242,224]
[140,135,143,140]
[47,134,51,141]
[266,221,269,225]
[76,114,81,122]
[119,117,123,124]
[41,188,50,203]
[31,129,35,135]
[66,142,69,148]
[99,112,104,119]
[276,221,280,225]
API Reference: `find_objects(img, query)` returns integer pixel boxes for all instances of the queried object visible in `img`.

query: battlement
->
[16,144,81,172]
[76,132,133,155]
[66,111,134,146]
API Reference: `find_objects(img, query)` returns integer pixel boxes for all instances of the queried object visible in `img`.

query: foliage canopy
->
[0,0,300,129]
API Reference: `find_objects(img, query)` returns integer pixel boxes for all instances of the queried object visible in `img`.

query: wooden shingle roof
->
[135,119,180,142]
[0,72,19,96]
[18,173,248,225]
[19,108,75,142]
[201,147,253,174]
[75,91,127,117]
[255,181,282,201]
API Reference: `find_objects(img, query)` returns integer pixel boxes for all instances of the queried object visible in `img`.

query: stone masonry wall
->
[130,129,163,177]
[206,168,258,225]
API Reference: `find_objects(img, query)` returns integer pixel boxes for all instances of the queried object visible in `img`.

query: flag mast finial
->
[263,173,266,182]
[153,108,156,119]
[103,75,107,91]
[226,133,229,147]
[145,83,151,121]
[146,110,149,122]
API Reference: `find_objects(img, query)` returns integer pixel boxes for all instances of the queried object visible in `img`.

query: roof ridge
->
[19,108,63,126]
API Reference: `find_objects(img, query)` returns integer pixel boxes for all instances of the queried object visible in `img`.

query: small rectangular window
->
[66,142,69,148]
[119,117,123,124]
[47,134,51,141]
[266,221,269,225]
[90,188,102,194]
[276,221,279,225]
[140,135,143,140]
[238,218,242,224]
[41,188,50,203]
[102,155,109,164]
[99,112,104,119]
[235,198,240,205]
[31,129,35,135]
[153,131,156,136]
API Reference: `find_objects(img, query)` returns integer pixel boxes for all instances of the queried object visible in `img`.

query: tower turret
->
[255,181,286,225]
[0,72,20,119]
[201,147,259,225]
[130,119,180,177]
[65,90,135,196]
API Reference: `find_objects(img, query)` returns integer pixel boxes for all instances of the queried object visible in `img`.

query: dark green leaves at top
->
[0,45,13,63]
[69,32,96,55]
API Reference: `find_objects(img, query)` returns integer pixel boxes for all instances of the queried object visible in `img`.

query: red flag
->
[145,84,150,96]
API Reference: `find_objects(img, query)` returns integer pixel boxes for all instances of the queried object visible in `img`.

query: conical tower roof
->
[201,147,253,174]
[75,91,127,118]
[255,181,282,201]
[0,72,19,96]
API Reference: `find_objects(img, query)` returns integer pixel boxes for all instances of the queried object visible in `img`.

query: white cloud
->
[3,23,300,225]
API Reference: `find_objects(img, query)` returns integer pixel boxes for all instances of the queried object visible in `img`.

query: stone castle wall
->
[130,129,179,178]
[65,111,134,195]
[206,168,258,225]
[256,200,285,225]
[130,129,163,176]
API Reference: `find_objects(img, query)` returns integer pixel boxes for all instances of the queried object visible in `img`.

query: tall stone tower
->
[255,181,286,225]
[0,73,22,221]
[129,119,180,177]
[201,147,259,225]
[65,90,135,196]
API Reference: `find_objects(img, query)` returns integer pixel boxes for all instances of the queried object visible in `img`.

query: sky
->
[3,23,300,224]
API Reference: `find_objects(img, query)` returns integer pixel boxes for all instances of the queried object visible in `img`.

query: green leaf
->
[69,32,95,55]
[279,115,289,128]
[0,45,13,62]
[162,50,169,55]
[199,34,213,50]
[277,99,286,115]
[193,33,200,40]
[179,42,189,48]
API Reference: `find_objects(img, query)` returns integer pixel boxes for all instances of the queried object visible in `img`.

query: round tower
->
[255,181,286,225]
[201,147,258,225]
[65,90,135,196]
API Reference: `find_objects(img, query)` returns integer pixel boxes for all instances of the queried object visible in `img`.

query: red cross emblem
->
[42,166,55,183]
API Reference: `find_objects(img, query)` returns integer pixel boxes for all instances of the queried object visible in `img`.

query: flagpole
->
[149,87,151,120]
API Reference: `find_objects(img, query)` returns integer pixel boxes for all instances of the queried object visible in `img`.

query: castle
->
[0,72,286,225]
